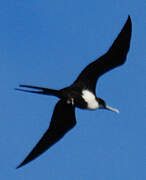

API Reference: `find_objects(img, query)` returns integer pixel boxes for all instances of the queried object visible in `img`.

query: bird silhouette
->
[16,16,132,168]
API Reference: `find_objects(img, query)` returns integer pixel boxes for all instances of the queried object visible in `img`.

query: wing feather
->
[17,100,76,168]
[73,16,132,92]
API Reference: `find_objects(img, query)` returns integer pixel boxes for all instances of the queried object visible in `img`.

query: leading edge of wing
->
[73,16,132,91]
[16,100,76,169]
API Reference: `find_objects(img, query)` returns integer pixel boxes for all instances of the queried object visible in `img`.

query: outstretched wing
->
[73,16,132,92]
[17,100,76,169]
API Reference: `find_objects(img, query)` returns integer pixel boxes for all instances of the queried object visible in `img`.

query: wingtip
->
[16,159,28,169]
[120,15,132,38]
[16,165,21,169]
[127,15,132,26]
[16,163,23,169]
[128,15,131,19]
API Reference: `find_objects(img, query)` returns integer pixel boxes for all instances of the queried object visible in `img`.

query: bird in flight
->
[16,16,132,168]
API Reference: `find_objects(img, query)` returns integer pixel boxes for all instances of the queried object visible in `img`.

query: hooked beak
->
[105,105,120,114]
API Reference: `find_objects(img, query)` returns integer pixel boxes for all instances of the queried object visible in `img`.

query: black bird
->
[16,16,132,168]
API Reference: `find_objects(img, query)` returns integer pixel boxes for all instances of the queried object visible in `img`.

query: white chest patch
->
[82,90,99,110]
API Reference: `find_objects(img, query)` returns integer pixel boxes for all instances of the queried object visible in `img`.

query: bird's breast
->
[61,87,99,110]
[81,90,99,110]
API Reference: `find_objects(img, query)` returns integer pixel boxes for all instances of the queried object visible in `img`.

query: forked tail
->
[15,84,61,98]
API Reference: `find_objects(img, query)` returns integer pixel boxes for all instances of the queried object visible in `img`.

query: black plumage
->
[16,16,132,168]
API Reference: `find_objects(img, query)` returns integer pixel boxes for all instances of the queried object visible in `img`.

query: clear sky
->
[0,0,146,179]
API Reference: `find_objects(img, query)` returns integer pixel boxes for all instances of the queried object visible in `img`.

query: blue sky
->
[0,0,146,179]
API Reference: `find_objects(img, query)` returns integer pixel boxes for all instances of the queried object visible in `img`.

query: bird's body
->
[82,90,99,109]
[16,16,132,168]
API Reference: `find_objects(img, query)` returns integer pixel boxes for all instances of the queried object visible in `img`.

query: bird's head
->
[97,98,120,113]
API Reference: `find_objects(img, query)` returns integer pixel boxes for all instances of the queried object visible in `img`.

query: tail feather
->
[15,84,61,98]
